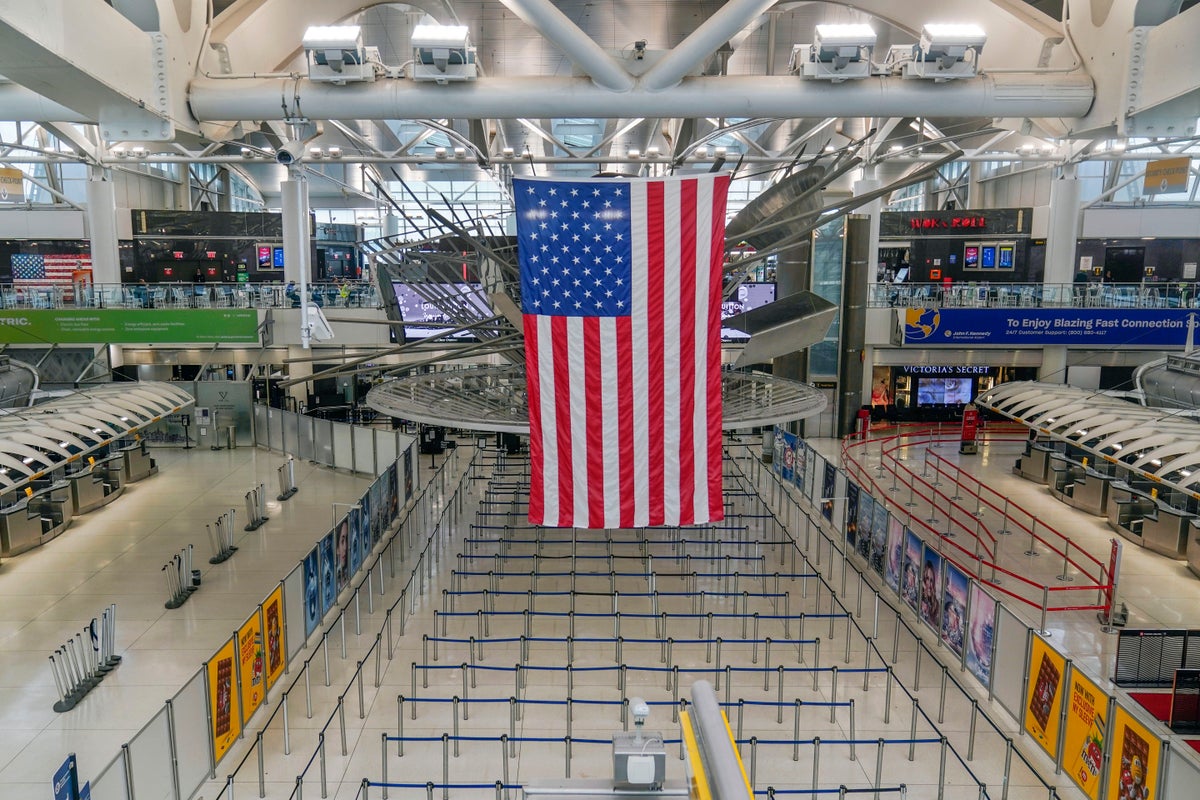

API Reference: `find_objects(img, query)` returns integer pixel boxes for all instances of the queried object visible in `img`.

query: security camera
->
[276,141,307,166]
[629,696,650,726]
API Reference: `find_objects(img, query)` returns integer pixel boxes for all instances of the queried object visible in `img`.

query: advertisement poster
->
[780,430,796,483]
[885,518,904,591]
[821,462,836,522]
[303,545,320,637]
[901,531,922,612]
[966,583,996,688]
[1024,635,1068,758]
[386,463,400,527]
[207,636,241,766]
[335,516,350,594]
[1063,670,1108,800]
[773,426,784,476]
[920,548,944,632]
[355,492,370,572]
[403,447,414,503]
[855,491,871,558]
[319,533,336,617]
[0,308,260,344]
[902,307,1198,348]
[794,442,807,492]
[870,502,889,576]
[804,448,816,501]
[1105,704,1161,800]
[370,477,385,545]
[845,482,860,550]
[941,564,969,658]
[262,585,286,691]
[237,611,265,722]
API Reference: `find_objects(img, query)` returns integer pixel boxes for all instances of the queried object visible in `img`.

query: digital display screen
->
[917,377,974,406]
[257,246,272,267]
[273,247,285,268]
[980,246,997,269]
[963,246,979,268]
[392,282,493,339]
[721,282,777,341]
[998,245,1014,268]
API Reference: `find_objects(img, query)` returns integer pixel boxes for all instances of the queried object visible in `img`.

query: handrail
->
[868,281,1200,310]
[0,281,381,311]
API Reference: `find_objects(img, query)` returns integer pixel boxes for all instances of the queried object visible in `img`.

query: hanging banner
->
[1105,704,1162,800]
[262,584,286,691]
[1024,636,1068,759]
[0,309,260,344]
[0,167,23,203]
[238,611,265,721]
[902,307,1197,347]
[207,636,242,766]
[1063,670,1108,800]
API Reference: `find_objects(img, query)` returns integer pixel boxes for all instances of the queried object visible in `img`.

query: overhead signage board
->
[1143,156,1190,195]
[902,308,1197,347]
[0,309,259,344]
[0,167,24,203]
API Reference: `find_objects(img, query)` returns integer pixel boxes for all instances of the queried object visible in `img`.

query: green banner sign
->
[0,309,260,344]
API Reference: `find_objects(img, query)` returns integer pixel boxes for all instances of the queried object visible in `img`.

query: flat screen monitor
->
[721,282,777,340]
[916,377,974,406]
[963,245,980,269]
[273,246,285,268]
[998,245,1014,268]
[257,246,272,268]
[392,282,493,339]
[980,245,997,269]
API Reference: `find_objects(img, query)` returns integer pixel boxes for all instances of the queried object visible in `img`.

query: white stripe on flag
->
[629,182,650,527]
[566,316,589,526]
[537,314,559,526]
[693,177,713,521]
[599,317,621,528]
[661,180,681,523]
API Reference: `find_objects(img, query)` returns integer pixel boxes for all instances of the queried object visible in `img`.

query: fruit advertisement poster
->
[1063,670,1107,800]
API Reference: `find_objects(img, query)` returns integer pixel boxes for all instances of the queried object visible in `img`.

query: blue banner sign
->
[52,754,78,800]
[902,307,1198,347]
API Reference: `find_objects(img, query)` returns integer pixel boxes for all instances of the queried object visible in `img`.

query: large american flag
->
[12,253,90,284]
[516,173,730,528]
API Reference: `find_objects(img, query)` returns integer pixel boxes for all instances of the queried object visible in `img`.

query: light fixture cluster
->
[411,23,477,84]
[111,146,150,159]
[792,22,987,82]
[302,25,378,84]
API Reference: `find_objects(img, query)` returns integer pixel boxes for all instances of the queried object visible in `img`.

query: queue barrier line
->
[446,572,778,580]
[394,696,853,710]
[423,635,819,646]
[413,663,887,677]
[444,588,796,597]
[431,610,846,620]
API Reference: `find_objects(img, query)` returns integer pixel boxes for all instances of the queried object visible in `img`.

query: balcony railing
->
[868,281,1200,309]
[0,282,381,310]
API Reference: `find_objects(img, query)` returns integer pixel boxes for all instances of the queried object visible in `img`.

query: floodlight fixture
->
[904,23,986,80]
[795,23,875,82]
[434,147,448,159]
[501,146,515,158]
[327,146,342,158]
[454,146,467,159]
[303,24,375,84]
[411,23,477,83]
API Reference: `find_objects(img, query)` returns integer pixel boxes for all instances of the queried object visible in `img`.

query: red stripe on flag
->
[616,317,635,527]
[707,177,731,520]
[677,179,698,523]
[551,315,573,524]
[584,318,605,528]
[524,315,544,524]
[646,181,666,526]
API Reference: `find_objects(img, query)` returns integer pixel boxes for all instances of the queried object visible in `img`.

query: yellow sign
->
[1106,704,1162,800]
[237,611,265,722]
[1063,670,1108,800]
[1024,635,1068,758]
[1143,156,1191,195]
[207,636,241,766]
[0,167,23,203]
[262,584,286,691]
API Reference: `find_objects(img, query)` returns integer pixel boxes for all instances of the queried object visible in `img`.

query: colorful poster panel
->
[884,518,904,592]
[919,548,943,632]
[966,583,996,688]
[773,427,784,476]
[1024,635,1068,759]
[237,611,265,722]
[781,431,797,483]
[403,447,414,503]
[1105,704,1161,800]
[385,463,399,526]
[319,532,336,616]
[1063,670,1108,800]
[335,516,351,594]
[356,491,371,572]
[262,584,286,691]
[901,530,922,612]
[303,545,320,637]
[207,636,241,766]
[821,462,836,522]
[855,491,872,559]
[941,564,968,658]
[794,442,807,491]
[804,446,817,500]
[846,482,860,550]
[870,502,889,576]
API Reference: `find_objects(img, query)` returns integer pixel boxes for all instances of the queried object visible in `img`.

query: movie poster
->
[319,532,336,616]
[403,447,414,503]
[821,462,836,522]
[356,491,371,571]
[941,564,969,658]
[1105,704,1161,800]
[237,611,264,722]
[855,490,871,558]
[303,545,320,637]
[846,482,860,550]
[386,463,399,526]
[919,549,943,632]
[965,582,996,688]
[794,442,807,492]
[207,636,241,765]
[335,515,350,594]
[1064,670,1108,800]
[780,431,796,483]
[773,426,784,476]
[885,517,904,592]
[901,530,922,612]
[262,584,286,691]
[870,501,889,576]
[1024,635,1068,759]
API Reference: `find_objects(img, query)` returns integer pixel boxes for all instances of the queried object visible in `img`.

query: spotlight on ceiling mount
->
[793,23,876,82]
[903,23,986,81]
[302,25,376,85]
[411,24,477,84]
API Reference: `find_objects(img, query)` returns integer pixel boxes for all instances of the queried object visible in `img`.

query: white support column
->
[1043,164,1081,285]
[282,170,312,348]
[854,168,882,402]
[85,167,120,285]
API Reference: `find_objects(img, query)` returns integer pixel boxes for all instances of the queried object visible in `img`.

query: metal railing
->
[0,281,381,311]
[868,281,1200,310]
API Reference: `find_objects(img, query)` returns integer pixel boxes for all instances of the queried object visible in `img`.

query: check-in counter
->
[1015,440,1054,484]
[119,439,157,483]
[1188,519,1200,578]
[1106,482,1192,558]
[1143,498,1193,559]
[0,481,71,556]
[1047,454,1113,516]
[67,455,125,515]
[1107,482,1156,545]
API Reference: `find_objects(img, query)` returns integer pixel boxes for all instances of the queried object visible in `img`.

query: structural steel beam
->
[497,0,635,92]
[640,0,778,91]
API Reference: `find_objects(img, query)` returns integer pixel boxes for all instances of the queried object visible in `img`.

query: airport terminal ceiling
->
[0,0,1199,209]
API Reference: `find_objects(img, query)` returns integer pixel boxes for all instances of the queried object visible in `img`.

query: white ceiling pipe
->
[188,73,1094,123]
[0,82,88,122]
[496,0,635,92]
[640,0,781,92]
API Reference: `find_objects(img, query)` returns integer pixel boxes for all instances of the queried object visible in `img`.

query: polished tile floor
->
[3,433,1199,800]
